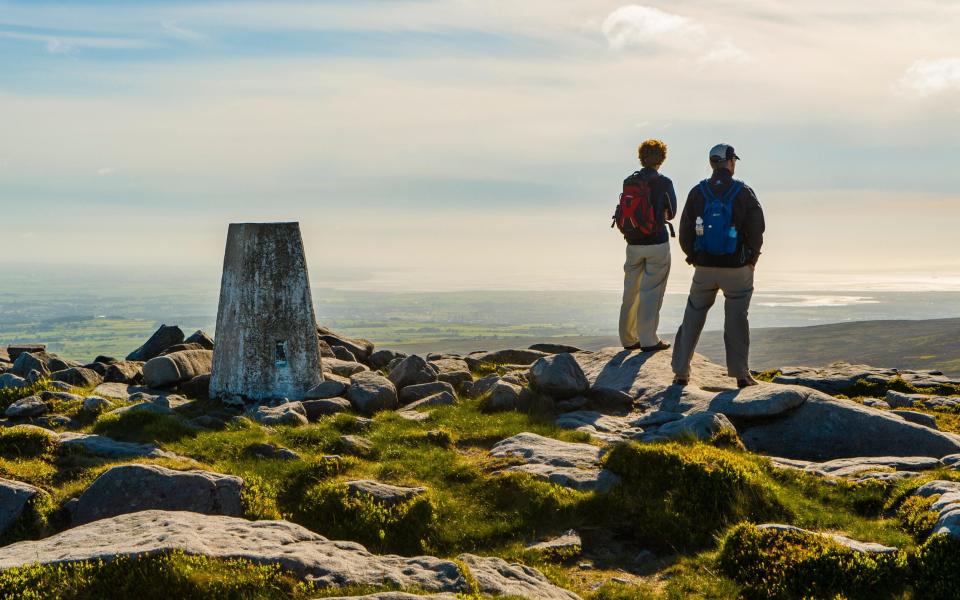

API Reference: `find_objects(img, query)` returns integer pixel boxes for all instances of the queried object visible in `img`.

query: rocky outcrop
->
[347,372,398,415]
[143,349,213,388]
[58,432,181,460]
[772,363,960,394]
[0,511,579,599]
[49,367,103,388]
[317,327,375,363]
[388,356,438,391]
[73,465,244,525]
[528,353,589,399]
[4,396,48,418]
[127,325,185,362]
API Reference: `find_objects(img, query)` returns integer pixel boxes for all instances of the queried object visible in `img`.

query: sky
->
[1,0,959,293]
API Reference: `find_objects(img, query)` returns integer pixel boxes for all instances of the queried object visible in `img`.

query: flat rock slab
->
[774,363,960,394]
[756,524,897,554]
[346,480,426,505]
[555,411,642,443]
[73,464,244,525]
[92,383,172,401]
[491,433,619,492]
[58,432,182,460]
[0,511,579,599]
[771,456,941,479]
[525,530,582,554]
[887,390,960,411]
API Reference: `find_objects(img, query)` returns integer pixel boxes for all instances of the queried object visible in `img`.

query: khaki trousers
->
[671,265,754,379]
[618,242,671,348]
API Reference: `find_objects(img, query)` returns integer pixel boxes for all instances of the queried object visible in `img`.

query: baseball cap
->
[709,143,740,162]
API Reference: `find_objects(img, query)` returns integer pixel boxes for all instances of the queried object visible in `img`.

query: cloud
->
[0,29,152,52]
[700,39,754,64]
[97,167,115,176]
[161,20,205,42]
[898,58,960,96]
[601,5,703,50]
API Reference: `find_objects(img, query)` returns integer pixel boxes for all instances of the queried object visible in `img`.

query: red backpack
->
[612,172,658,237]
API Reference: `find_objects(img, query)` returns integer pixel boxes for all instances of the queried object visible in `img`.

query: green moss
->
[293,481,434,554]
[601,442,784,550]
[0,380,53,411]
[718,523,907,600]
[897,495,940,541]
[911,533,960,598]
[0,426,59,459]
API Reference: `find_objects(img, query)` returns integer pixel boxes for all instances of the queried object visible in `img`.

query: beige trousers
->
[618,242,671,348]
[671,265,754,379]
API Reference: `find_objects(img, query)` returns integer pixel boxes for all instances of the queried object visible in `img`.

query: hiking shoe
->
[641,341,671,353]
[623,343,643,351]
[672,376,688,387]
[737,376,759,388]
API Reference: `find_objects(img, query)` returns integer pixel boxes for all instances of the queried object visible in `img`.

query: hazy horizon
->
[2,1,959,293]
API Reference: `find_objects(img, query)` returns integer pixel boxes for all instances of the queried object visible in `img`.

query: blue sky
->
[1,0,959,291]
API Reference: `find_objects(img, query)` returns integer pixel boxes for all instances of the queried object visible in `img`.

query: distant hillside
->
[696,317,960,376]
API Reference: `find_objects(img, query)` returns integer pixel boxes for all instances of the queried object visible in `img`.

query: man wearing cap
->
[671,144,765,388]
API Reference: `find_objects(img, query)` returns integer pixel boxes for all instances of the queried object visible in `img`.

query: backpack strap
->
[698,179,717,203]
[721,180,745,204]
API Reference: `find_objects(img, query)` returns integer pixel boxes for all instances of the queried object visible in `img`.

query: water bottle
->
[728,226,737,239]
[695,217,704,237]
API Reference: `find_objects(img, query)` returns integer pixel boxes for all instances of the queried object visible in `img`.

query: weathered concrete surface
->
[0,511,580,599]
[570,348,960,460]
[210,223,323,402]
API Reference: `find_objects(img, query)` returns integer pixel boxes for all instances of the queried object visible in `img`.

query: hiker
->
[671,143,765,388]
[613,139,677,352]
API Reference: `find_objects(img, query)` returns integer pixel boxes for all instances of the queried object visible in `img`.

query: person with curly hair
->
[616,139,677,352]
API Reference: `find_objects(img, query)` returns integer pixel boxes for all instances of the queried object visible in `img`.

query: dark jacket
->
[622,167,678,245]
[678,168,765,267]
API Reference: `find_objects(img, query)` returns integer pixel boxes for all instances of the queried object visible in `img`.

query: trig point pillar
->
[210,222,322,402]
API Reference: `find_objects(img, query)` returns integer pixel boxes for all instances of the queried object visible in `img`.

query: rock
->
[437,371,472,391]
[248,402,308,426]
[555,397,589,412]
[773,363,960,394]
[331,345,358,362]
[127,325,185,362]
[160,343,207,355]
[400,381,456,405]
[324,358,370,378]
[346,480,426,505]
[755,524,897,554]
[297,400,349,423]
[388,355,438,391]
[529,343,583,354]
[403,391,456,412]
[143,350,213,388]
[891,410,938,429]
[429,358,471,375]
[0,373,26,390]
[368,349,407,371]
[490,432,619,492]
[72,464,244,525]
[84,362,110,377]
[0,511,578,599]
[82,396,114,413]
[184,330,215,350]
[245,443,301,461]
[4,396,48,418]
[11,351,51,378]
[528,353,589,399]
[572,348,960,460]
[305,379,349,400]
[189,415,228,430]
[107,394,193,416]
[525,530,582,558]
[48,357,84,372]
[339,435,374,457]
[886,390,960,410]
[485,381,523,411]
[324,595,456,600]
[639,411,736,443]
[94,355,119,364]
[179,374,211,399]
[862,398,891,409]
[555,411,641,443]
[347,371,398,415]
[585,387,634,411]
[49,367,103,388]
[317,326,375,362]
[58,432,180,459]
[467,349,550,368]
[471,375,502,397]
[0,478,40,535]
[6,345,45,361]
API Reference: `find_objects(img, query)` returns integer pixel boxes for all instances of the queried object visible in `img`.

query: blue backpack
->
[695,179,744,255]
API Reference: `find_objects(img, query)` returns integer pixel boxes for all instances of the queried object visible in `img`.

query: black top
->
[623,167,678,245]
[678,168,765,267]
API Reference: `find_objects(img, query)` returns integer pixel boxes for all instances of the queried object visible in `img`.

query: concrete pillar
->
[210,222,322,402]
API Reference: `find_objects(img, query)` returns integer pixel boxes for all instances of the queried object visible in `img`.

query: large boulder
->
[58,432,180,460]
[528,353,589,399]
[400,381,456,405]
[347,372,398,415]
[485,381,523,411]
[6,345,45,362]
[302,398,352,420]
[4,396,48,418]
[466,349,550,368]
[143,349,213,388]
[572,348,960,461]
[368,349,407,371]
[388,355,438,391]
[126,324,185,362]
[72,464,244,525]
[184,330,215,350]
[49,367,103,388]
[773,362,960,394]
[317,326,375,362]
[490,432,619,492]
[248,402,309,426]
[323,358,370,378]
[0,511,580,599]
[11,351,51,378]
[0,478,41,536]
[0,373,26,390]
[103,361,144,384]
[305,379,349,400]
